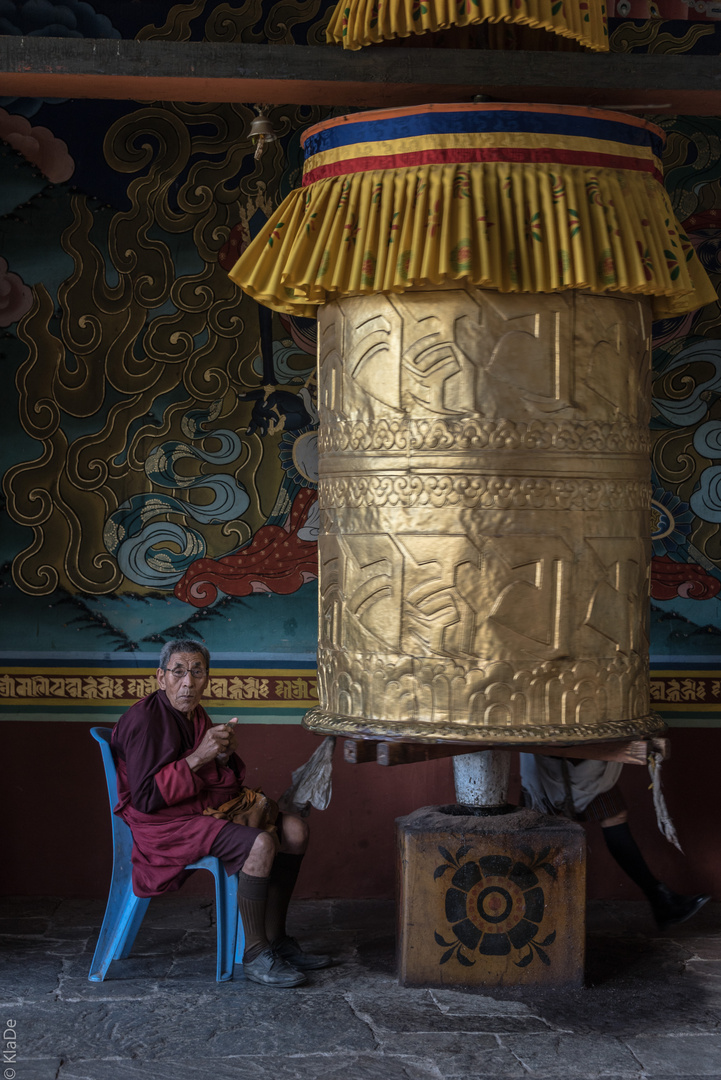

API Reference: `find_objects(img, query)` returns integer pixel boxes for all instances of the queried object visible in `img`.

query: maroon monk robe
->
[112,689,247,897]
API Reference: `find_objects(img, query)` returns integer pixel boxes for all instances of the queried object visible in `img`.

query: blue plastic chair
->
[89,726,245,982]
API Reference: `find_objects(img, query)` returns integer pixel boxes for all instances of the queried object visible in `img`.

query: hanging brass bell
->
[249,114,278,159]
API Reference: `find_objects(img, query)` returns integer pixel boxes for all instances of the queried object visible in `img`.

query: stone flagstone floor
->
[1,896,720,1080]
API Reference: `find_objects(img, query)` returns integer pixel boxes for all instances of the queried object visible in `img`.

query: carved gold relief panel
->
[305,287,660,744]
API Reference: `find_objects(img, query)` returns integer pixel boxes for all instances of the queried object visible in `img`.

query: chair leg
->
[234,905,245,967]
[114,896,151,960]
[214,864,240,982]
[88,886,150,982]
[187,857,239,982]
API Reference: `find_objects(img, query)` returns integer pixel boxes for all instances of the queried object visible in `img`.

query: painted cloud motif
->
[0,0,120,37]
[0,257,32,328]
[0,108,74,182]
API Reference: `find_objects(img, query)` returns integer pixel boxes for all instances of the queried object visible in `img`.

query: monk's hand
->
[215,718,238,763]
[187,722,235,770]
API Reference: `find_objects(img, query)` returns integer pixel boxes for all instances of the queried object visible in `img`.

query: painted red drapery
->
[174,487,318,608]
[651,555,721,601]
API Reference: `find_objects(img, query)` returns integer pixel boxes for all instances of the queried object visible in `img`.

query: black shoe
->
[242,946,307,987]
[650,883,711,931]
[272,934,332,970]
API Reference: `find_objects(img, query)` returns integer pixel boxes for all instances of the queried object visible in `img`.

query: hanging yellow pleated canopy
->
[325,0,609,52]
[227,103,716,320]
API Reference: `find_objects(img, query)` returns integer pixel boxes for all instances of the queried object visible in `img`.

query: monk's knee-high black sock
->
[237,870,270,963]
[602,822,658,899]
[265,852,303,944]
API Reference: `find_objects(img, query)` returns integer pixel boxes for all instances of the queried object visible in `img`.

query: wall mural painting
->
[648,117,721,717]
[0,1,721,721]
[0,0,337,47]
[607,0,721,54]
[0,94,328,673]
[133,0,336,44]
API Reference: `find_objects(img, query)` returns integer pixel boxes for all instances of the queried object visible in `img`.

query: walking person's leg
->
[601,809,710,929]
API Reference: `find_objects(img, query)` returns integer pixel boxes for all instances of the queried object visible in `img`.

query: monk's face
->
[156,650,209,718]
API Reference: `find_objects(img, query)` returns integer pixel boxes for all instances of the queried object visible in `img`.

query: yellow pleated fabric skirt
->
[228,104,716,320]
[326,0,609,52]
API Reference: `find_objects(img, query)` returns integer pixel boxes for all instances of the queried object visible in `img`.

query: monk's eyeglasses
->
[166,665,207,679]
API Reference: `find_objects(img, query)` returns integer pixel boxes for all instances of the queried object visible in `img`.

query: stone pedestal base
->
[396,806,586,989]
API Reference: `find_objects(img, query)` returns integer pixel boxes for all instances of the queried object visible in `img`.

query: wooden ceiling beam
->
[0,36,720,112]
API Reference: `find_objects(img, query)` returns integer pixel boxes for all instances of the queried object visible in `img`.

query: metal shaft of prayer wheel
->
[225,103,715,748]
[453,750,511,807]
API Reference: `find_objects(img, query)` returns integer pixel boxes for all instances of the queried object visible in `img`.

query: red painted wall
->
[1,722,717,903]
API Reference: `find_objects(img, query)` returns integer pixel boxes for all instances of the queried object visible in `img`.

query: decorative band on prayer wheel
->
[304,285,662,743]
[228,104,715,320]
[324,0,609,53]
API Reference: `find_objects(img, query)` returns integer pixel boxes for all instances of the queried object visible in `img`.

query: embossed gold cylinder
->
[307,286,661,743]
[226,104,716,745]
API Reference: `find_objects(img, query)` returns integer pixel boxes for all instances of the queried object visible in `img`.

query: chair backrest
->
[91,726,119,805]
[91,725,134,864]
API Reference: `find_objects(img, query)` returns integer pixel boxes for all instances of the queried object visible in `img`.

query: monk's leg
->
[237,830,276,961]
[265,814,307,944]
[238,830,305,987]
[267,815,331,970]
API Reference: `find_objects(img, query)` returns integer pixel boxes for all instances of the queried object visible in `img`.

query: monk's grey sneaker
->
[272,934,332,970]
[242,946,307,987]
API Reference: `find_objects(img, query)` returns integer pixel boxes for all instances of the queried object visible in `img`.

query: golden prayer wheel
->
[309,285,657,743]
[227,103,716,745]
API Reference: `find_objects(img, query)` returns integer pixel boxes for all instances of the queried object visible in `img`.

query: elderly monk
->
[111,638,329,987]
